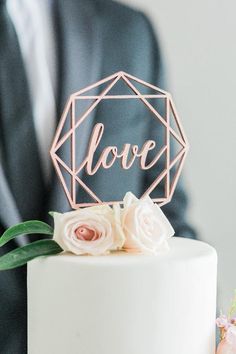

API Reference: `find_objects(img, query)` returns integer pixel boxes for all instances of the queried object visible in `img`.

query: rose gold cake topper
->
[50,71,189,209]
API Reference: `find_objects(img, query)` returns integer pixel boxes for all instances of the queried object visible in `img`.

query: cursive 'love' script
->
[78,123,163,176]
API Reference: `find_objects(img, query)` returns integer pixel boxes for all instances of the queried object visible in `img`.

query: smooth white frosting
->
[28,237,217,354]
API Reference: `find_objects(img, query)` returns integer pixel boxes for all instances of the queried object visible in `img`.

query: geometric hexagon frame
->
[50,71,189,209]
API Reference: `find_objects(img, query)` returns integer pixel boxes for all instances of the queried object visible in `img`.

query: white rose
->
[122,192,174,254]
[53,204,125,256]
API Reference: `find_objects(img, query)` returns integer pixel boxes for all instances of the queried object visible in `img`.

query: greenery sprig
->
[0,219,62,270]
[229,289,236,318]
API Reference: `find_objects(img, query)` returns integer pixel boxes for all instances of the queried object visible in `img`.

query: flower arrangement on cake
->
[0,71,187,271]
[216,291,236,354]
[0,192,174,270]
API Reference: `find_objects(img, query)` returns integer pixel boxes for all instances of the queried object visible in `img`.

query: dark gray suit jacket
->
[0,1,196,353]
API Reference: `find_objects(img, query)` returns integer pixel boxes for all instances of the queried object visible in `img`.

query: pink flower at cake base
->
[121,192,175,254]
[226,326,236,350]
[216,315,231,331]
[217,338,236,354]
[53,205,125,256]
[216,310,236,354]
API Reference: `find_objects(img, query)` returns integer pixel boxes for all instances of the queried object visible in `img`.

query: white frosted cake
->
[28,237,217,354]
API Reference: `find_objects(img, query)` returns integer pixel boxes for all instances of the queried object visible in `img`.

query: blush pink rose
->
[121,192,175,254]
[53,205,125,256]
[217,339,236,354]
[226,326,236,350]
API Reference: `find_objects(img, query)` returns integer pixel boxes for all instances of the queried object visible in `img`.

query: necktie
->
[0,2,46,221]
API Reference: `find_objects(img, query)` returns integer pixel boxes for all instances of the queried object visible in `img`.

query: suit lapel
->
[48,0,103,214]
[0,0,103,234]
[0,163,28,246]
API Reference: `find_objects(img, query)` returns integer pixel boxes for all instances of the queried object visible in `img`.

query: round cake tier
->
[28,237,217,354]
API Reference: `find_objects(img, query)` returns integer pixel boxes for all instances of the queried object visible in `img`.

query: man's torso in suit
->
[0,1,195,353]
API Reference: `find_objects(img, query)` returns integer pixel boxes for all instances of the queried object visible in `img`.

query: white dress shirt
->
[6,0,57,182]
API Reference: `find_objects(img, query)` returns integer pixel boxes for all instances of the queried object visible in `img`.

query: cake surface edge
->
[28,237,217,354]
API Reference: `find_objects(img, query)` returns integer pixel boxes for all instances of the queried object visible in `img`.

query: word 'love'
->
[79,123,163,175]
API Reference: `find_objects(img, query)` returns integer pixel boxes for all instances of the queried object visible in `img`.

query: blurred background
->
[117,0,236,312]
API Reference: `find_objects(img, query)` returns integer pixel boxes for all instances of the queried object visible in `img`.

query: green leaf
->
[229,289,236,318]
[0,239,63,270]
[0,221,53,247]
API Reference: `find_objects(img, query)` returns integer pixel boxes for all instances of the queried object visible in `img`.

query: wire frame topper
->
[50,71,189,209]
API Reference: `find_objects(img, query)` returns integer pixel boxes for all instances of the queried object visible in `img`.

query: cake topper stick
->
[50,71,189,209]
